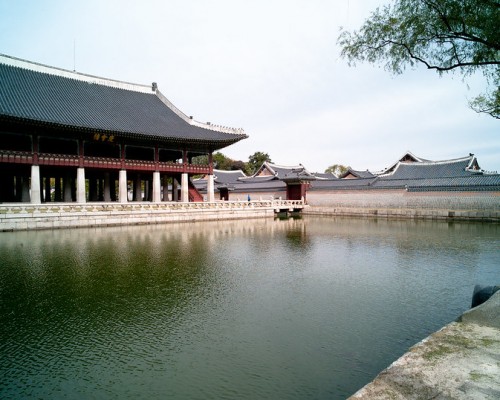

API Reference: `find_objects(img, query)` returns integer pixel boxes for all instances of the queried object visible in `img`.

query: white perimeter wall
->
[305,189,500,221]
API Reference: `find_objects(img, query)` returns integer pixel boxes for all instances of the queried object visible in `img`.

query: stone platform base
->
[0,201,305,231]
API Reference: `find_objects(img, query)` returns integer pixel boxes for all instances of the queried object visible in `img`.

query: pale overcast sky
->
[1,0,498,172]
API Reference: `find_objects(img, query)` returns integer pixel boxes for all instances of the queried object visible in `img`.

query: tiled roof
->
[195,153,500,194]
[282,169,316,182]
[313,173,339,181]
[213,169,247,185]
[339,168,375,179]
[311,178,376,189]
[269,164,302,179]
[380,151,431,174]
[308,154,500,192]
[238,175,278,183]
[252,162,312,180]
[379,156,478,179]
[403,175,500,191]
[0,54,247,148]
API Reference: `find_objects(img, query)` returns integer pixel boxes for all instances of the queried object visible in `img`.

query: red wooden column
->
[208,152,213,174]
[32,134,39,166]
[182,150,188,173]
[78,138,84,168]
[120,141,126,170]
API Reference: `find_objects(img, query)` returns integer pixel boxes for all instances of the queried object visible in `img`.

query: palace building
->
[193,151,499,221]
[0,54,248,204]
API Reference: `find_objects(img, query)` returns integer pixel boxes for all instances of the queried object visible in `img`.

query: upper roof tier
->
[0,54,248,150]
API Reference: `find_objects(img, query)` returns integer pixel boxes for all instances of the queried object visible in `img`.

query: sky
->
[1,0,498,173]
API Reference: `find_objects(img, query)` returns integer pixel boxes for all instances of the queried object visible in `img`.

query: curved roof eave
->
[1,115,248,148]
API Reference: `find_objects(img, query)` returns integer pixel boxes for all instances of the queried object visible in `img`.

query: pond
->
[0,216,498,399]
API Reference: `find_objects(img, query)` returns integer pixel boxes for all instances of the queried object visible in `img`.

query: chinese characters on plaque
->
[92,133,115,143]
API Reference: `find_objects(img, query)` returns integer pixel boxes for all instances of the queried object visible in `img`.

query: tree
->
[324,164,349,177]
[212,152,234,170]
[191,154,208,165]
[338,0,500,118]
[247,151,272,174]
[230,160,247,171]
[191,152,233,170]
[193,152,249,171]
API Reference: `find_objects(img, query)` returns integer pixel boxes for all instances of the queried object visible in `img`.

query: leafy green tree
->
[230,160,247,171]
[247,151,272,174]
[212,152,234,170]
[191,152,232,169]
[325,164,349,177]
[338,0,500,118]
[201,152,248,171]
[191,154,208,165]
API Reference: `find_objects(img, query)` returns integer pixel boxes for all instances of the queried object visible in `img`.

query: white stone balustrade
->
[0,200,306,231]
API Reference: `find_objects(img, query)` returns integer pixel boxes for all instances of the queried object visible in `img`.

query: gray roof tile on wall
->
[311,178,376,189]
[379,158,475,179]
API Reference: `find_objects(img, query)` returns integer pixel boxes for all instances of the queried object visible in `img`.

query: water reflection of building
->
[0,54,247,204]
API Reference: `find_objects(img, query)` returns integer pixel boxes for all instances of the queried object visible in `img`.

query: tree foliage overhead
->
[338,0,500,118]
[191,151,273,175]
[324,164,349,177]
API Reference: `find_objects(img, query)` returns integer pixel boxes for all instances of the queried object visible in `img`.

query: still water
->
[0,217,499,399]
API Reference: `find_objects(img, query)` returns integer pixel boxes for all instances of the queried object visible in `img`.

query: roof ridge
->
[266,162,304,169]
[399,155,473,166]
[155,89,246,136]
[381,155,472,175]
[213,169,246,174]
[0,53,154,94]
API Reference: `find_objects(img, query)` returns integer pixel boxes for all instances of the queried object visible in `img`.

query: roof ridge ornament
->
[0,53,154,94]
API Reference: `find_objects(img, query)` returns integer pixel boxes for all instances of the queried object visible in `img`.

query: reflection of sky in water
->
[0,218,498,399]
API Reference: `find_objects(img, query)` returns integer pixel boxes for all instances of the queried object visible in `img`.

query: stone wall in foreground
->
[348,290,500,399]
[304,189,500,222]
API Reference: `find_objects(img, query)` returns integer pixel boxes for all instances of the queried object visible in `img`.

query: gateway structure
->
[0,54,247,204]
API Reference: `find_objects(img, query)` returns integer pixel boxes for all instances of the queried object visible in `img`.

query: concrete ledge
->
[459,290,500,329]
[0,201,294,231]
[304,206,500,222]
[349,291,500,399]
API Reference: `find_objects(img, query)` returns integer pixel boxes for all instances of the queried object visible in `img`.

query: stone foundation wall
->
[0,201,291,231]
[305,189,500,221]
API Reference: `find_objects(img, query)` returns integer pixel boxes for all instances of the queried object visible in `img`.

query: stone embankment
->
[349,288,500,399]
[0,200,304,231]
[304,206,500,222]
